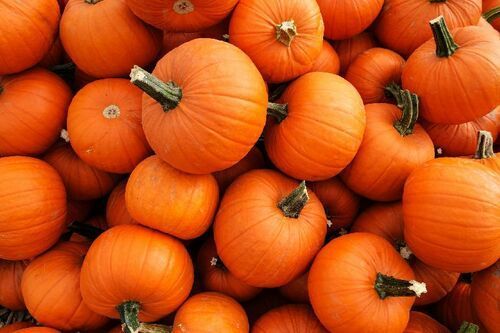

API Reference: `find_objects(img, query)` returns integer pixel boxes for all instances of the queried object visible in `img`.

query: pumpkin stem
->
[278,181,309,218]
[394,89,420,136]
[267,102,288,123]
[430,16,459,57]
[275,20,298,47]
[483,6,500,23]
[103,105,121,119]
[67,221,104,240]
[457,322,479,333]
[395,240,413,260]
[130,66,182,112]
[117,301,141,333]
[385,82,404,108]
[84,0,103,4]
[374,273,427,299]
[474,131,495,159]
[210,256,227,270]
[138,323,173,333]
[60,129,70,143]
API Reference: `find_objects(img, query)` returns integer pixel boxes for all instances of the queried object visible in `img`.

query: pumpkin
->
[483,0,500,30]
[434,282,477,332]
[308,178,360,231]
[131,39,268,174]
[214,169,327,288]
[60,0,161,79]
[375,0,482,57]
[470,130,500,172]
[471,261,500,332]
[67,79,150,174]
[43,143,119,201]
[404,312,450,333]
[0,322,34,333]
[106,181,137,227]
[13,328,60,333]
[345,48,406,104]
[39,37,64,69]
[341,91,435,201]
[308,41,340,75]
[278,271,309,303]
[172,292,248,333]
[351,202,460,306]
[126,155,219,239]
[0,68,72,157]
[21,242,108,331]
[229,0,324,83]
[476,17,499,35]
[0,260,28,310]
[0,0,60,75]
[66,200,94,225]
[265,72,366,181]
[125,0,238,32]
[403,157,500,272]
[252,304,327,333]
[0,157,66,260]
[197,238,262,301]
[316,0,383,40]
[309,233,426,333]
[333,32,378,75]
[402,16,500,124]
[80,224,194,332]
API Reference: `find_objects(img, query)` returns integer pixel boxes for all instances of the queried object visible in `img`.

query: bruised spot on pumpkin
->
[86,146,95,154]
[103,104,121,119]
[173,0,194,15]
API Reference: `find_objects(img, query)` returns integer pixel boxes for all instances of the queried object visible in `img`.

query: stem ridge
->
[474,130,495,159]
[374,273,427,300]
[278,181,309,218]
[267,102,288,123]
[117,301,141,333]
[430,16,459,57]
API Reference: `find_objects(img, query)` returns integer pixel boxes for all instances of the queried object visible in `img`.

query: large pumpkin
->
[252,304,327,333]
[0,68,72,157]
[375,0,482,57]
[0,157,66,260]
[60,0,161,78]
[67,79,151,174]
[404,311,450,333]
[21,242,108,331]
[308,40,340,75]
[131,38,268,174]
[265,72,366,181]
[126,155,219,239]
[471,261,499,333]
[0,0,60,75]
[0,260,28,310]
[229,0,324,83]
[333,32,378,75]
[214,169,327,288]
[106,181,137,227]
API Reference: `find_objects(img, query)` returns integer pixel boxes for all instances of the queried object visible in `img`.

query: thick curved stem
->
[374,273,427,300]
[267,102,288,123]
[430,16,459,57]
[278,181,309,218]
[394,90,420,136]
[457,322,479,333]
[67,221,104,240]
[275,20,297,47]
[130,66,182,112]
[117,301,141,333]
[385,82,404,108]
[483,6,500,23]
[474,130,495,159]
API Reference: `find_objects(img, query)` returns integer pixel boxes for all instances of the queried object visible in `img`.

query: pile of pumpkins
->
[0,0,498,332]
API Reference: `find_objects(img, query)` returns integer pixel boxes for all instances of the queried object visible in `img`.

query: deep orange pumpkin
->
[0,260,28,310]
[308,41,340,75]
[13,328,60,333]
[0,68,72,157]
[265,72,366,181]
[39,37,64,69]
[229,0,324,83]
[243,290,288,326]
[278,271,309,303]
[471,261,499,332]
[0,322,34,333]
[66,200,94,225]
[60,0,161,79]
[214,169,327,288]
[0,156,67,260]
[106,181,137,227]
[133,38,268,174]
[252,304,327,333]
[483,0,500,30]
[434,282,478,332]
[333,32,378,75]
[404,311,450,333]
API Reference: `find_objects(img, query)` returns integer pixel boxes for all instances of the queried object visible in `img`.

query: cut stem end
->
[117,301,141,333]
[474,130,495,159]
[267,102,289,123]
[275,20,298,47]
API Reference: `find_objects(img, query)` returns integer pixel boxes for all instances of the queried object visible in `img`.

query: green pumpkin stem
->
[278,181,309,218]
[117,301,141,333]
[138,323,173,333]
[385,82,404,108]
[130,66,182,112]
[393,90,420,136]
[457,322,479,333]
[474,131,495,159]
[67,221,104,240]
[483,6,500,23]
[374,273,427,300]
[430,16,459,57]
[275,20,298,47]
[267,102,289,123]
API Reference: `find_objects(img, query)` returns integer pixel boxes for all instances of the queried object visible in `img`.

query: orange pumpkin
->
[404,311,450,333]
[0,68,72,157]
[243,289,288,325]
[252,304,327,333]
[67,79,151,174]
[333,32,378,75]
[265,72,366,181]
[0,260,28,310]
[308,40,340,75]
[0,0,60,75]
[0,156,66,260]
[471,261,499,333]
[132,38,268,174]
[214,169,327,288]
[12,328,60,333]
[39,37,64,69]
[434,282,477,332]
[229,0,324,83]
[278,271,309,303]
[0,322,34,333]
[106,181,137,227]
[60,0,161,78]
[470,130,500,172]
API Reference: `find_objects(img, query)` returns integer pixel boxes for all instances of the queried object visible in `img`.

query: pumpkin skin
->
[375,0,482,57]
[483,0,500,30]
[333,32,378,75]
[172,292,249,333]
[404,311,450,333]
[278,271,309,303]
[229,0,324,83]
[403,158,500,272]
[139,39,268,174]
[106,181,137,227]
[13,328,60,333]
[80,224,194,321]
[214,169,327,288]
[341,103,435,201]
[197,238,262,302]
[345,48,406,104]
[21,242,108,331]
[252,304,327,333]
[0,156,67,260]
[67,79,151,174]
[308,40,340,75]
[0,322,34,333]
[0,0,60,75]
[60,0,161,79]
[0,68,72,157]
[316,0,383,40]
[126,155,219,239]
[308,233,418,333]
[471,261,500,332]
[434,282,477,332]
[126,0,238,32]
[265,72,366,181]
[0,260,28,310]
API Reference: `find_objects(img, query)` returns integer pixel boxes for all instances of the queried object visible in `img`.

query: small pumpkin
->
[469,130,500,172]
[229,0,324,83]
[308,40,340,75]
[278,271,309,303]
[252,304,327,333]
[404,311,450,333]
[0,260,28,310]
[0,322,34,333]
[106,181,137,227]
[434,282,477,332]
[333,32,378,75]
[482,0,500,30]
[471,261,499,333]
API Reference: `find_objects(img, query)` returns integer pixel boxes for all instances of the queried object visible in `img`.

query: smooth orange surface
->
[435,282,477,332]
[308,41,340,75]
[471,261,500,333]
[106,181,137,227]
[278,271,309,303]
[404,312,450,333]
[333,32,378,75]
[0,260,28,310]
[252,304,326,333]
